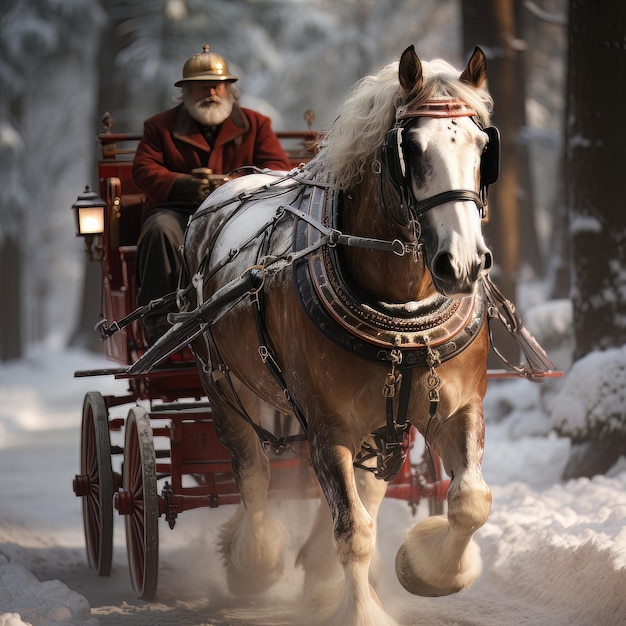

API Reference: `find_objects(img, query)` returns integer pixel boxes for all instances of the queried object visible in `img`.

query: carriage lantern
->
[72,185,106,261]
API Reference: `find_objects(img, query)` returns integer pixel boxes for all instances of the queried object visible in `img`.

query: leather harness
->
[123,99,552,481]
[291,185,486,365]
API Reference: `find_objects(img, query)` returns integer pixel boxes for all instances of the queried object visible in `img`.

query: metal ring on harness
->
[241,264,267,296]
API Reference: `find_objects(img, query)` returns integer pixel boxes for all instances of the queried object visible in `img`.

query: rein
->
[281,199,418,259]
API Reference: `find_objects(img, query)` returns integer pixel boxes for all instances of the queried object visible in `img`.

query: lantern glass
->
[72,185,106,237]
[77,206,105,234]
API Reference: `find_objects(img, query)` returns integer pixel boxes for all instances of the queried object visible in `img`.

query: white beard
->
[184,92,234,126]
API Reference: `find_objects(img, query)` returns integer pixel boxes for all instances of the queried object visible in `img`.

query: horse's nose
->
[432,252,472,295]
[432,252,456,285]
[432,249,492,296]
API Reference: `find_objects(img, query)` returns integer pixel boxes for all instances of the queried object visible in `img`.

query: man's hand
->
[168,175,211,204]
[191,168,231,192]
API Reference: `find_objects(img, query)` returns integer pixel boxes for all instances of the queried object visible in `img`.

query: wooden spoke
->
[122,407,159,599]
[78,392,114,576]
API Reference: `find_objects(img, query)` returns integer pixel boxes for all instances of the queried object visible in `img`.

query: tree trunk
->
[69,15,125,352]
[68,261,104,352]
[547,155,570,299]
[558,0,626,479]
[0,235,22,361]
[513,0,543,277]
[567,0,626,360]
[462,0,522,364]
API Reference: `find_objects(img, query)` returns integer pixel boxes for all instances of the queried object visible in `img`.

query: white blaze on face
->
[407,116,491,295]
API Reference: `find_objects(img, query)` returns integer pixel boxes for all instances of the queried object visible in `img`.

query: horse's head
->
[380,46,498,297]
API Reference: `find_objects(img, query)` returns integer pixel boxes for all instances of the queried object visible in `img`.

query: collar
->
[292,185,486,366]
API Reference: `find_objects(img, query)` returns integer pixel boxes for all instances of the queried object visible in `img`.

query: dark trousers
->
[136,208,190,314]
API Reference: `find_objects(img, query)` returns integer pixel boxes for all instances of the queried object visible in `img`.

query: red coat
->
[132,103,291,205]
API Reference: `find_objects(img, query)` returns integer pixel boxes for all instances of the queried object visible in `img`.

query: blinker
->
[480,126,500,187]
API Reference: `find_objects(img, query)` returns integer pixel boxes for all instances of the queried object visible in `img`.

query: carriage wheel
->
[121,407,159,599]
[76,391,114,576]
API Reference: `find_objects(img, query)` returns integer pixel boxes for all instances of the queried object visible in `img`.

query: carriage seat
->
[96,124,320,363]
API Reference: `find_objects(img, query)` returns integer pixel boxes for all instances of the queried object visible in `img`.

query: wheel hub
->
[113,489,133,515]
[72,474,91,497]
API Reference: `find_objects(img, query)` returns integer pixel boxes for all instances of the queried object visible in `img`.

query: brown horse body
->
[183,46,495,625]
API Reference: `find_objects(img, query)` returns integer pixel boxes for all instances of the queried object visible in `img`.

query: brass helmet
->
[175,44,238,86]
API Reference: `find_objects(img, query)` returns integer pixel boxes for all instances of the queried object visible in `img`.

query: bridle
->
[378,98,500,225]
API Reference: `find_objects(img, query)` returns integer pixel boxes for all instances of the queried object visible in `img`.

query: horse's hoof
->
[395,544,462,597]
[394,514,482,597]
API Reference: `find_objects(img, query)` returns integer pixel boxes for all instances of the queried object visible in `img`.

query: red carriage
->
[71,118,451,600]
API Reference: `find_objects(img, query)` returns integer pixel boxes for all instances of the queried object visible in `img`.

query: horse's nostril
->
[433,252,455,280]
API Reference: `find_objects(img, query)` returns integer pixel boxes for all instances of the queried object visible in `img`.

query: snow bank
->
[1,327,626,625]
[551,345,626,439]
[0,556,97,626]
[478,472,626,625]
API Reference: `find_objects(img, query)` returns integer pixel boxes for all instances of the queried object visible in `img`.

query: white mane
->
[309,57,493,190]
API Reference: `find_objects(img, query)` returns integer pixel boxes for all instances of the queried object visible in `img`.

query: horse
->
[182,45,497,625]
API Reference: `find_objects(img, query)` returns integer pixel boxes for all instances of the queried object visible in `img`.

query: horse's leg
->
[354,461,389,588]
[296,464,387,596]
[395,405,491,597]
[303,436,398,626]
[296,497,341,588]
[213,390,287,595]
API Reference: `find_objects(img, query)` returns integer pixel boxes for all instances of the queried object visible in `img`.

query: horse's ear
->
[399,45,423,95]
[460,46,487,89]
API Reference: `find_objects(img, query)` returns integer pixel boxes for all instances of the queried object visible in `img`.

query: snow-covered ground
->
[1,342,625,625]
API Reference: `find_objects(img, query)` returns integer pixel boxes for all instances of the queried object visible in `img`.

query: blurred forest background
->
[0,0,623,376]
